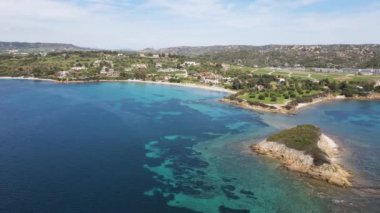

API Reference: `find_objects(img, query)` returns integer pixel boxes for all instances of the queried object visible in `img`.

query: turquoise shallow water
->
[0,80,379,212]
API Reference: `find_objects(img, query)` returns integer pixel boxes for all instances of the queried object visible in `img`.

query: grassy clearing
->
[239,89,322,105]
[240,92,286,104]
[251,68,380,82]
[254,68,273,75]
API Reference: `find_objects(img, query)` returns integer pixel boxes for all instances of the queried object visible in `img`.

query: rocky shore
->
[251,127,352,187]
[220,98,293,114]
[222,93,380,115]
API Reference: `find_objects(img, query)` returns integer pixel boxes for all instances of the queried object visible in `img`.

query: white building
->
[158,68,187,73]
[256,85,265,91]
[203,79,219,85]
[57,71,70,79]
[131,64,147,69]
[277,78,286,83]
[71,66,86,71]
[100,67,119,77]
[222,64,230,71]
[182,61,200,67]
[93,60,113,68]
[155,63,163,68]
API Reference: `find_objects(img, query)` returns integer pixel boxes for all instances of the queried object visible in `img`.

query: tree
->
[232,79,242,90]
[341,88,354,97]
[215,63,223,71]
[339,81,348,90]
[328,81,338,92]
[134,70,147,80]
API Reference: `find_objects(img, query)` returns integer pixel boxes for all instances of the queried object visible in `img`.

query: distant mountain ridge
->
[1,42,379,68]
[145,44,379,55]
[142,44,380,68]
[0,42,90,53]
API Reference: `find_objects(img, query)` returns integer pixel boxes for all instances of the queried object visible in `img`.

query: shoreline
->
[2,76,380,115]
[222,93,380,115]
[220,98,292,114]
[251,133,352,187]
[0,77,236,94]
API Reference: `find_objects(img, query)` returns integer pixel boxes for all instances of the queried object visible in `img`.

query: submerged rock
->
[251,125,352,187]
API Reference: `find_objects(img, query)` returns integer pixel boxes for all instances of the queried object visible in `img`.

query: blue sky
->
[0,0,379,49]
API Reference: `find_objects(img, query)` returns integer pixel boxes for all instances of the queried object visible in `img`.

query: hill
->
[146,44,380,68]
[0,42,90,54]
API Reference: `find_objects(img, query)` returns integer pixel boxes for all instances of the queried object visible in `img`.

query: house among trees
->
[155,63,163,68]
[57,71,70,79]
[277,77,286,84]
[222,64,230,71]
[71,66,86,71]
[182,61,200,67]
[199,72,222,85]
[131,64,147,69]
[255,84,265,91]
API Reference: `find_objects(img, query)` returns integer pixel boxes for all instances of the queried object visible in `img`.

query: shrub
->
[258,94,265,100]
[375,86,380,93]
[267,125,329,166]
[270,96,277,102]
[236,98,244,103]
[341,89,354,97]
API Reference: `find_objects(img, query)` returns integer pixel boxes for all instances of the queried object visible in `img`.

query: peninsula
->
[251,125,352,187]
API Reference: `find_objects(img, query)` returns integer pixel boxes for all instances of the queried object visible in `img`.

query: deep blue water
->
[0,80,379,213]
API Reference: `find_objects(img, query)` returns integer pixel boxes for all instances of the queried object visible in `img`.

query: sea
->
[0,80,379,213]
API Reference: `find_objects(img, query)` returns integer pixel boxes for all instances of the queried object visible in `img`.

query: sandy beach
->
[0,77,236,94]
[295,95,346,110]
[120,79,236,94]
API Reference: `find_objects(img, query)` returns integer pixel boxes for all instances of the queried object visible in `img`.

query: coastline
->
[222,93,380,115]
[2,77,380,115]
[220,98,293,114]
[252,133,352,187]
[0,77,236,94]
[294,93,380,113]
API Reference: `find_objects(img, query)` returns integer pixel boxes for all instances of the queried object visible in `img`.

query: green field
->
[251,68,380,82]
[240,92,287,104]
[240,88,322,105]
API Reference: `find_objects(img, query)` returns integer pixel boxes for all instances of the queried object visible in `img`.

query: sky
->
[0,0,379,49]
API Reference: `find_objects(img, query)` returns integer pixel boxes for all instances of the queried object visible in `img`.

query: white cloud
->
[0,0,379,49]
[248,0,321,13]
